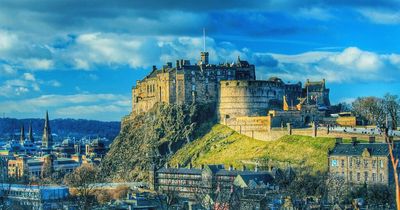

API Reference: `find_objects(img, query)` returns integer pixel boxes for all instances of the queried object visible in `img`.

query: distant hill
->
[0,118,120,140]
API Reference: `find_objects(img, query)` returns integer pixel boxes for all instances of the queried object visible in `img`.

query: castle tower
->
[20,124,25,145]
[42,111,53,149]
[28,122,34,143]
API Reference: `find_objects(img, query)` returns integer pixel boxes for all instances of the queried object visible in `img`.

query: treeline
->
[0,118,120,139]
[339,93,399,129]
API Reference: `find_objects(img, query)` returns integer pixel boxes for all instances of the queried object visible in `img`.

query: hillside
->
[100,102,216,181]
[170,124,360,173]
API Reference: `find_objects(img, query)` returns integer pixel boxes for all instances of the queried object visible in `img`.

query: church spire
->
[42,110,53,149]
[20,124,25,144]
[28,121,34,143]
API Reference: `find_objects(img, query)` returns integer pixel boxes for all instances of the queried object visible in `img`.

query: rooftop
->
[329,142,392,156]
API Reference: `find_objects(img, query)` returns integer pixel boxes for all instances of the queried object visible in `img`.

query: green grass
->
[170,124,367,173]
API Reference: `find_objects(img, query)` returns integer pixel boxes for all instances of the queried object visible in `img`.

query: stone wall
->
[223,116,272,141]
[218,80,287,120]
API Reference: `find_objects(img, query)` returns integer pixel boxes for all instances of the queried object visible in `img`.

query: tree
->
[352,97,385,126]
[383,93,400,130]
[64,164,101,210]
[326,174,347,205]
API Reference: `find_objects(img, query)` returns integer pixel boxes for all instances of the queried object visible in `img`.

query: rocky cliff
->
[100,102,216,181]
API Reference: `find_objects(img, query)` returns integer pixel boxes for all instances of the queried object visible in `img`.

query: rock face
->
[100,102,215,181]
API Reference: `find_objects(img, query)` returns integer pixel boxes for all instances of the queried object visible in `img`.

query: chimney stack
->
[368,136,375,143]
[152,65,157,71]
[242,165,246,171]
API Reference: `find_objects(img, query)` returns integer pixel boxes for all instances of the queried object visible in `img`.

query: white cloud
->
[23,73,36,81]
[0,30,18,51]
[359,9,400,24]
[23,58,53,70]
[258,47,400,83]
[328,47,382,72]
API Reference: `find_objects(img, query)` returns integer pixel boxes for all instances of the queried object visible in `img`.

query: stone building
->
[328,138,399,185]
[7,154,80,179]
[149,164,273,199]
[132,52,256,115]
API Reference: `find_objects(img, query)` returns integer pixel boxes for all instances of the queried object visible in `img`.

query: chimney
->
[152,65,157,71]
[368,136,375,143]
[229,165,233,171]
[167,62,172,68]
[351,137,357,145]
[335,137,343,144]
[242,165,246,171]
[176,60,180,69]
[255,165,259,172]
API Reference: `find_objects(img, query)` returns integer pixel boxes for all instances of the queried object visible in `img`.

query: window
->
[349,158,353,167]
[364,172,368,182]
[341,160,345,168]
[331,159,338,167]
[357,172,360,181]
[372,160,377,168]
[372,173,376,182]
[364,160,368,168]
[192,85,196,91]
[356,158,361,168]
[349,171,353,181]
[380,160,384,168]
[380,173,384,182]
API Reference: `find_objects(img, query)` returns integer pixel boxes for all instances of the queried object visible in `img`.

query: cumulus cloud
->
[255,47,400,83]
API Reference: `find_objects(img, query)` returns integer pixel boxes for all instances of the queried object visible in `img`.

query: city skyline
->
[1,0,400,121]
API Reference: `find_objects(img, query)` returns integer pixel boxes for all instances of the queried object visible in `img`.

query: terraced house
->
[328,137,399,185]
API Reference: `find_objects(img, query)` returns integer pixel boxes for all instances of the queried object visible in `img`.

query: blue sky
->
[0,0,400,121]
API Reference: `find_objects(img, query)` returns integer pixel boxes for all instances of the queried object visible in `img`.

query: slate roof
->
[329,143,390,156]
[156,164,272,178]
[157,167,202,175]
[237,173,274,186]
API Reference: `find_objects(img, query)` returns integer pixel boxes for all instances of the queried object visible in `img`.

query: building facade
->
[328,138,398,185]
[149,164,273,200]
[7,154,80,179]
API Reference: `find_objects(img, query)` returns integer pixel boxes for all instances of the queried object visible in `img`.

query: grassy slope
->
[170,124,363,173]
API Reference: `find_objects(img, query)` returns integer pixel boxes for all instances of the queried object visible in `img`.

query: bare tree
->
[352,97,385,126]
[326,174,347,205]
[386,129,400,210]
[383,93,400,130]
[64,163,100,210]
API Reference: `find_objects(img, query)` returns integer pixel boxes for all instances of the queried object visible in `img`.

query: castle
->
[131,51,343,140]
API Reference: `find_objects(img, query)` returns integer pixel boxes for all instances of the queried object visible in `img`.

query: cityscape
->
[1,1,400,210]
